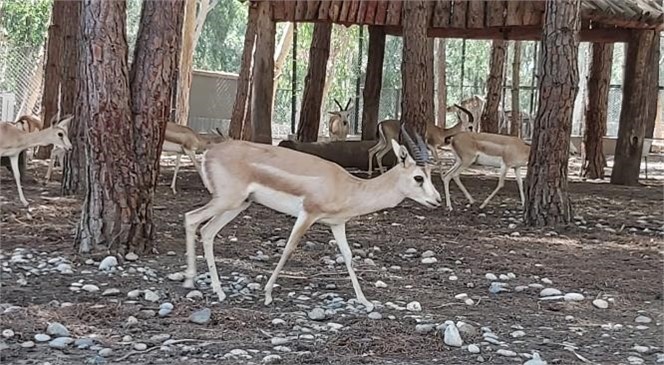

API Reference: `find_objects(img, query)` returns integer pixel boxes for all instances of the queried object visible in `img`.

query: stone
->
[421,250,435,258]
[47,322,70,337]
[127,290,141,299]
[167,272,185,281]
[49,337,74,349]
[271,318,286,326]
[539,288,562,297]
[634,315,652,324]
[457,322,478,339]
[150,334,171,343]
[35,334,51,342]
[485,273,498,280]
[126,316,139,326]
[499,274,510,281]
[489,282,509,294]
[143,290,160,302]
[82,284,100,293]
[496,349,517,357]
[593,299,609,309]
[20,341,35,348]
[262,354,282,364]
[75,338,95,349]
[541,278,553,285]
[368,312,382,320]
[415,324,436,334]
[421,257,438,264]
[98,256,118,271]
[406,301,422,312]
[125,252,138,261]
[627,356,645,365]
[98,348,113,357]
[405,248,418,254]
[514,286,529,292]
[190,308,211,324]
[2,329,14,339]
[101,288,120,296]
[57,263,73,274]
[271,337,290,346]
[633,345,650,354]
[564,293,585,301]
[510,330,525,338]
[455,293,468,300]
[328,322,343,330]
[523,353,548,365]
[374,280,388,288]
[467,344,480,354]
[186,290,203,300]
[443,322,463,347]
[307,307,326,321]
[133,343,148,351]
[230,349,248,356]
[274,345,291,352]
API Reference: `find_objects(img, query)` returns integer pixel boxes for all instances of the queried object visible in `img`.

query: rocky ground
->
[0,157,662,365]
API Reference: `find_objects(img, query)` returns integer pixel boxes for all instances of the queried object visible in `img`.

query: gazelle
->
[367,117,469,177]
[45,116,74,181]
[12,115,43,133]
[0,115,73,206]
[441,105,529,211]
[447,95,485,132]
[183,126,441,312]
[162,122,227,194]
[327,98,353,141]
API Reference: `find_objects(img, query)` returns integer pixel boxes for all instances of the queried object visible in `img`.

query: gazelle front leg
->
[10,155,28,206]
[171,153,182,194]
[480,163,508,209]
[330,224,374,312]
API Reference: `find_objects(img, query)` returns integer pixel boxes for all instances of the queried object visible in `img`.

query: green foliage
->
[1,0,52,46]
[193,0,247,72]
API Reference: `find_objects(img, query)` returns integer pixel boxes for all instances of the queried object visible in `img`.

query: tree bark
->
[75,0,183,254]
[361,26,385,140]
[645,35,660,139]
[481,40,506,134]
[524,0,580,227]
[436,38,447,127]
[401,0,432,138]
[582,42,613,180]
[610,30,657,186]
[229,5,257,140]
[61,0,84,195]
[251,0,275,144]
[272,22,294,105]
[296,22,332,142]
[174,0,196,126]
[37,0,66,159]
[510,41,521,137]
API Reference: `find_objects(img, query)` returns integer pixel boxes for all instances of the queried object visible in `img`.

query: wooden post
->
[361,26,385,141]
[296,22,332,142]
[175,0,197,126]
[229,5,258,140]
[510,41,521,137]
[611,30,657,185]
[645,35,660,139]
[251,0,276,144]
[436,38,447,127]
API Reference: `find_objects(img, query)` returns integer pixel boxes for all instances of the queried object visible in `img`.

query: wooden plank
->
[374,0,389,25]
[450,0,467,28]
[365,1,379,24]
[426,0,435,26]
[486,0,506,27]
[339,0,351,22]
[432,0,451,28]
[525,0,545,26]
[386,0,402,26]
[505,0,521,26]
[318,0,331,20]
[295,0,307,20]
[357,1,368,24]
[271,0,285,21]
[466,0,485,28]
[305,0,321,20]
[284,0,296,20]
[347,0,360,23]
[329,1,342,21]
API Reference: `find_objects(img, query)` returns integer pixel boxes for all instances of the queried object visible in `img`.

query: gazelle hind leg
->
[513,166,525,207]
[10,155,28,206]
[480,163,508,209]
[441,158,463,210]
[264,212,315,306]
[171,153,182,194]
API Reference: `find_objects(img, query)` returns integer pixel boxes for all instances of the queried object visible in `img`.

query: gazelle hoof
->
[363,302,375,313]
[264,294,273,306]
[183,279,195,289]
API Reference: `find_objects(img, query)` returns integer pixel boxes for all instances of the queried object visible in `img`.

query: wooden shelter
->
[238,0,663,180]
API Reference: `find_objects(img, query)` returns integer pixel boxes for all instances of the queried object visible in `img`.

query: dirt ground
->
[0,154,662,365]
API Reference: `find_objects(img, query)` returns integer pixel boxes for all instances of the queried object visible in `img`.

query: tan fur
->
[328,113,349,141]
[12,115,43,133]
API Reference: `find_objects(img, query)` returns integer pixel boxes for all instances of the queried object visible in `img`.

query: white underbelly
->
[475,153,503,168]
[250,184,303,218]
[162,141,182,153]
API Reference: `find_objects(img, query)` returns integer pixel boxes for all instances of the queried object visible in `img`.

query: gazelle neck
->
[20,128,55,149]
[345,166,406,217]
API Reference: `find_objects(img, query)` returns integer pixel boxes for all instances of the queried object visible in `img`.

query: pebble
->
[415,324,436,334]
[127,290,141,299]
[328,322,343,331]
[406,301,422,312]
[405,248,417,254]
[186,290,203,300]
[98,256,118,271]
[271,337,290,346]
[421,250,435,258]
[593,299,609,309]
[524,353,547,365]
[126,316,139,326]
[230,349,248,356]
[489,282,509,294]
[150,334,171,342]
[57,263,73,274]
[464,298,475,306]
[35,334,51,342]
[82,284,100,293]
[20,341,35,348]
[98,348,113,357]
[541,278,553,285]
[47,322,70,337]
[564,293,585,301]
[308,307,326,321]
[374,280,388,288]
[539,288,562,297]
[443,322,463,347]
[125,252,138,261]
[167,272,184,281]
[75,338,95,349]
[368,312,383,320]
[499,274,510,281]
[510,330,525,338]
[143,290,160,302]
[421,257,438,264]
[133,343,147,351]
[2,329,14,339]
[271,318,286,326]
[262,354,282,364]
[49,337,74,349]
[159,302,174,317]
[467,344,480,354]
[628,356,645,365]
[633,345,650,354]
[496,349,517,357]
[634,315,652,324]
[457,322,477,338]
[101,288,120,296]
[514,286,529,292]
[190,308,211,324]
[273,345,291,353]
[485,273,498,280]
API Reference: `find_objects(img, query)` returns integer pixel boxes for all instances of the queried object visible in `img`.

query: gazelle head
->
[201,127,228,148]
[390,125,441,209]
[329,98,353,126]
[46,115,74,151]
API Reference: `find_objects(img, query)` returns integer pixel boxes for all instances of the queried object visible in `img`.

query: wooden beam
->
[339,1,351,23]
[467,0,485,29]
[375,1,389,25]
[272,1,285,21]
[365,1,379,24]
[450,0,467,28]
[295,0,307,20]
[329,1,342,22]
[318,0,330,20]
[347,1,360,23]
[386,0,402,26]
[486,0,506,27]
[362,26,386,140]
[357,1,368,24]
[432,0,451,28]
[284,1,296,20]
[305,1,321,20]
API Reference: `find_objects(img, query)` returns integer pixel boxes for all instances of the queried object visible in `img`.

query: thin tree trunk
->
[436,38,447,127]
[573,43,590,135]
[610,30,657,185]
[37,0,66,159]
[61,0,84,195]
[510,41,521,137]
[401,0,432,138]
[75,0,183,254]
[524,0,580,226]
[296,22,332,142]
[272,22,294,105]
[645,35,660,139]
[361,26,385,140]
[583,42,613,180]
[174,0,196,126]
[229,6,257,140]
[481,40,506,134]
[250,0,275,143]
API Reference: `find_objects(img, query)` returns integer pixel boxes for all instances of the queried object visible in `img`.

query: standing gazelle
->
[327,98,353,141]
[184,126,441,312]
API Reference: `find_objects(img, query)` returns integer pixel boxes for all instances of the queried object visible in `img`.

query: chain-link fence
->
[0,44,45,122]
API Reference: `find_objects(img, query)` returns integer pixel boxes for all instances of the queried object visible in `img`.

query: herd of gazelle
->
[1,96,544,311]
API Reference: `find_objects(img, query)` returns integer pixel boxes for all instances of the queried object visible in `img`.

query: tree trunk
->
[61,0,84,195]
[573,43,590,136]
[481,40,506,134]
[645,35,660,139]
[296,22,332,142]
[361,26,385,140]
[251,0,275,144]
[37,0,66,159]
[610,30,657,186]
[510,41,521,137]
[272,22,294,105]
[436,38,447,127]
[174,0,196,126]
[228,6,257,140]
[582,42,613,180]
[524,0,580,227]
[75,0,183,254]
[401,0,432,138]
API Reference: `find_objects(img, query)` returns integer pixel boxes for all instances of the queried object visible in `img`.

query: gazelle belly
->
[474,152,503,168]
[249,183,304,218]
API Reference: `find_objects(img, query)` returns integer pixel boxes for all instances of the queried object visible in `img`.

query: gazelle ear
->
[390,139,413,167]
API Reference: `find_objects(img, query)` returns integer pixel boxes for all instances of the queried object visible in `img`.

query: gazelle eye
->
[414,176,424,185]
[57,132,63,137]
